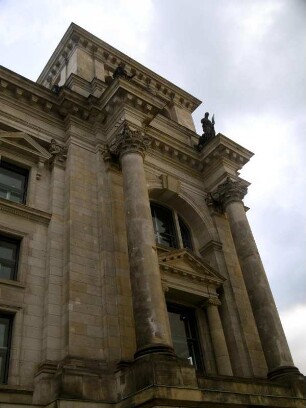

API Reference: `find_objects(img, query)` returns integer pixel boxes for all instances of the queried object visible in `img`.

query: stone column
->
[213,178,300,379]
[205,298,233,376]
[110,123,173,358]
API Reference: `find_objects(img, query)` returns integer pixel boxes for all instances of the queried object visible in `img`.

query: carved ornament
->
[109,122,151,159]
[48,139,68,165]
[207,297,222,307]
[210,177,248,210]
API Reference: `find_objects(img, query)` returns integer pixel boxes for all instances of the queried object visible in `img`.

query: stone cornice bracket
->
[211,177,248,210]
[48,139,68,167]
[109,121,151,160]
[98,144,112,162]
[199,297,221,309]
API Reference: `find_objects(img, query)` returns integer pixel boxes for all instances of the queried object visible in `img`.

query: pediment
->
[158,249,225,287]
[0,132,51,161]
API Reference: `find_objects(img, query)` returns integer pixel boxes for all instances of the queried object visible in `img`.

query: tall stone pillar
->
[110,123,173,358]
[213,178,300,379]
[205,298,233,376]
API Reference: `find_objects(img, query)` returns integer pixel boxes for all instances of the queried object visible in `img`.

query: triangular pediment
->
[0,132,51,161]
[158,249,225,287]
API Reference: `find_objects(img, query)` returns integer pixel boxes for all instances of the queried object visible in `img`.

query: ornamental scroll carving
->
[109,122,151,159]
[207,177,248,211]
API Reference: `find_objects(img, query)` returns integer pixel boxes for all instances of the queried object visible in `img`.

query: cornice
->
[200,133,254,169]
[0,198,51,225]
[36,23,201,113]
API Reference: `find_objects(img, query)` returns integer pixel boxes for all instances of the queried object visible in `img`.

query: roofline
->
[37,23,202,112]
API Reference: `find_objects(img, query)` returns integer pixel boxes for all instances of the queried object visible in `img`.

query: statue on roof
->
[195,112,216,151]
[112,62,135,81]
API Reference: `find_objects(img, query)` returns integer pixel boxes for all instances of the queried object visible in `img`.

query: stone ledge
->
[0,198,51,224]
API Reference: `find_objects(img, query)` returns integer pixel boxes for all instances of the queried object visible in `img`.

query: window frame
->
[150,202,194,251]
[167,303,204,372]
[0,235,20,281]
[0,160,29,205]
[0,313,13,384]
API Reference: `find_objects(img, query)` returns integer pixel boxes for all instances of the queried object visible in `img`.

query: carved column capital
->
[207,297,222,307]
[212,177,248,209]
[200,297,221,308]
[48,139,68,167]
[109,122,151,160]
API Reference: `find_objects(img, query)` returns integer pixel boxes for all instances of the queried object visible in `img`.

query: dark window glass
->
[0,161,28,204]
[151,203,177,248]
[0,236,20,280]
[178,216,193,250]
[0,315,13,383]
[167,304,203,372]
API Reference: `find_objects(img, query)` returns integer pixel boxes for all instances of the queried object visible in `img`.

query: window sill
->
[0,278,25,289]
[0,198,51,224]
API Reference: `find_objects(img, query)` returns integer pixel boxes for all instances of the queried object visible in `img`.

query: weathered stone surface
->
[0,22,304,408]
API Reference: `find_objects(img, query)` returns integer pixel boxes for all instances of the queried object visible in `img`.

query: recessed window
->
[150,202,193,250]
[0,314,13,383]
[0,236,20,280]
[178,216,193,250]
[0,161,28,204]
[167,304,203,371]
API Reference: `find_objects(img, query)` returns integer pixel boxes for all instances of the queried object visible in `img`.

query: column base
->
[134,343,175,359]
[268,365,305,396]
[267,365,301,381]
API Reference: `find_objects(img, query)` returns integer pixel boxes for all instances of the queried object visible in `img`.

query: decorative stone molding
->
[0,198,52,225]
[205,193,223,214]
[109,122,151,159]
[207,297,222,307]
[211,177,248,210]
[99,144,111,162]
[199,240,223,258]
[158,249,225,288]
[199,297,221,309]
[48,139,68,166]
[161,281,169,293]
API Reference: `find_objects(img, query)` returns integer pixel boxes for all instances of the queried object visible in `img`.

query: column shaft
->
[213,178,299,378]
[119,143,173,357]
[206,300,233,376]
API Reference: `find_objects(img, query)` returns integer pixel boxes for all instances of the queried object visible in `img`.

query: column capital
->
[48,139,68,168]
[207,297,222,307]
[109,122,151,160]
[200,297,221,308]
[213,177,248,209]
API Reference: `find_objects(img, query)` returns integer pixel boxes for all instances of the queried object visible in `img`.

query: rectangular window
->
[167,304,203,372]
[0,236,20,280]
[0,161,28,204]
[0,314,13,383]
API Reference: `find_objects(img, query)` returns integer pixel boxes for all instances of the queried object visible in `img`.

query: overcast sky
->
[0,0,305,374]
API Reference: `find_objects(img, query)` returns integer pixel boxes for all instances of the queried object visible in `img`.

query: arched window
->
[150,202,193,250]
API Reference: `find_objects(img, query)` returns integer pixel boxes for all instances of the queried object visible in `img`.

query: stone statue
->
[112,63,135,80]
[195,112,216,151]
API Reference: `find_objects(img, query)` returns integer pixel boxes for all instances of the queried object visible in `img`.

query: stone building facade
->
[0,23,304,408]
